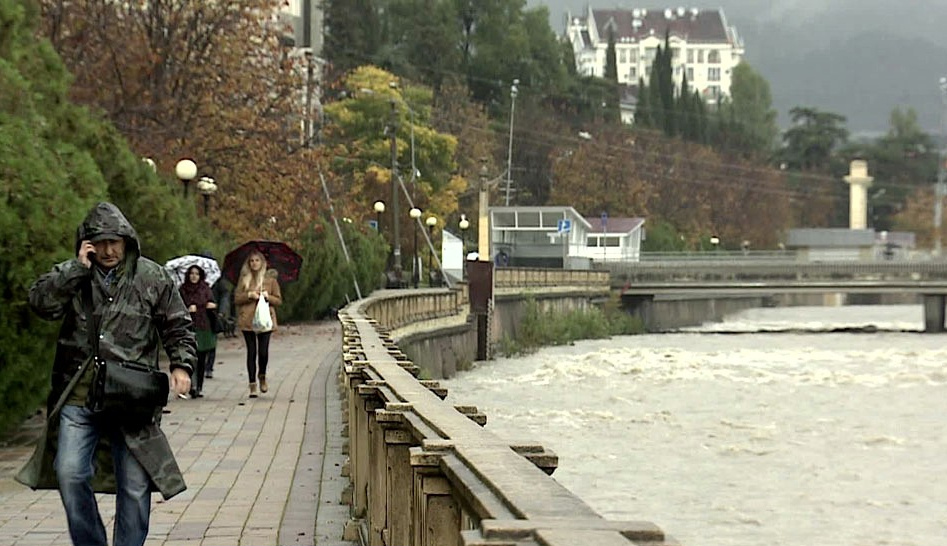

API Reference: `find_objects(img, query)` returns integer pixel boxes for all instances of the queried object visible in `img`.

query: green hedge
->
[0,0,211,436]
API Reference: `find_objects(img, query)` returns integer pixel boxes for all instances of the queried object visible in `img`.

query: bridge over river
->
[599,256,947,331]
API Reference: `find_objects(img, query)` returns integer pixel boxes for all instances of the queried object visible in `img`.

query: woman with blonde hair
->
[233,251,281,397]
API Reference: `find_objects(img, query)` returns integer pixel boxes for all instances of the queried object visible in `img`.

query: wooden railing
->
[338,294,676,546]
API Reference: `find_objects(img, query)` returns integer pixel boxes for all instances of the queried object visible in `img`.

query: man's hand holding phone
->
[78,240,96,269]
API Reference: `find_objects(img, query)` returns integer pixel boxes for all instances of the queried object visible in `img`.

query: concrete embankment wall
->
[397,290,603,379]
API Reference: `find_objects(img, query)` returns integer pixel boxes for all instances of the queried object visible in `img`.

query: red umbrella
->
[222,240,303,285]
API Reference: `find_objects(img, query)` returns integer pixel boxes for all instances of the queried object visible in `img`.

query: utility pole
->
[936,76,947,256]
[388,100,402,277]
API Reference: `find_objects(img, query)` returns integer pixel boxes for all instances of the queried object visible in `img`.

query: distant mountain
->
[529,0,947,134]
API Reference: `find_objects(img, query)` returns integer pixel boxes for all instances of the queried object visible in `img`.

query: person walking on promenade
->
[233,251,281,398]
[16,202,195,546]
[197,250,233,378]
[179,264,217,398]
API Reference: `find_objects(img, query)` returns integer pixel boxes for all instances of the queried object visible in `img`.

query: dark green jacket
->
[16,202,196,500]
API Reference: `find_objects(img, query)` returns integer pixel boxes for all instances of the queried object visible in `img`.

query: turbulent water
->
[442,305,947,545]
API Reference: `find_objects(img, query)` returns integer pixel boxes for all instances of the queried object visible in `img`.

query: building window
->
[671,47,680,59]
[687,67,694,81]
[619,49,626,63]
[628,66,637,80]
[645,47,657,62]
[697,49,704,63]
[629,49,637,62]
[687,49,694,63]
[517,211,540,227]
[708,50,720,63]
[708,67,720,81]
[645,66,651,78]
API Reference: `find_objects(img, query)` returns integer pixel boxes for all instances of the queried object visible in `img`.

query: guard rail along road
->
[338,280,676,546]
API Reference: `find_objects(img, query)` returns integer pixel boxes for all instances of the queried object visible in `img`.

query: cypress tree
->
[604,29,620,124]
[659,30,676,137]
[634,76,651,128]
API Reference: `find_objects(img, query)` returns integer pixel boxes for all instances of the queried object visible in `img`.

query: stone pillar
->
[411,449,461,546]
[367,405,387,545]
[384,428,414,546]
[843,159,874,230]
[477,162,491,262]
[923,294,945,332]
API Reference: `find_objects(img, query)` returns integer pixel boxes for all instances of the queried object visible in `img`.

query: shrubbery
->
[498,297,645,357]
[280,219,388,321]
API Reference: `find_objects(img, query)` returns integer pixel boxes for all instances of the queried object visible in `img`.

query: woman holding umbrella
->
[233,250,282,397]
[179,265,218,398]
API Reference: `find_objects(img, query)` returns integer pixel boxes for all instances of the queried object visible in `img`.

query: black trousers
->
[242,331,272,383]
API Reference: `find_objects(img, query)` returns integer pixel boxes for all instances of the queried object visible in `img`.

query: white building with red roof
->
[565,6,744,113]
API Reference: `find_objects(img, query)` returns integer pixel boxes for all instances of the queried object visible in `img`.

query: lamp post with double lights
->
[175,159,197,197]
[196,176,218,216]
[425,215,437,286]
[410,207,422,288]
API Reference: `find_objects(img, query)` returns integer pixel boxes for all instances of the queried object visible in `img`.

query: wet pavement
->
[0,322,353,546]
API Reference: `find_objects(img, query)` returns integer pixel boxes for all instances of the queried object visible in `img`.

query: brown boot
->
[249,382,258,398]
[259,375,268,393]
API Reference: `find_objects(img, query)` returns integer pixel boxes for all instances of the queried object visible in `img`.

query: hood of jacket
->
[75,202,141,262]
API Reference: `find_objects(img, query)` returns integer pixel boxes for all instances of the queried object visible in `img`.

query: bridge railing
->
[339,295,676,546]
[602,259,947,283]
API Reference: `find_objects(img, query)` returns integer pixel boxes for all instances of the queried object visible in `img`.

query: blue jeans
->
[55,405,151,546]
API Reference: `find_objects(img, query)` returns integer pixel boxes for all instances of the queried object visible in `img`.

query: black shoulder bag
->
[82,281,170,426]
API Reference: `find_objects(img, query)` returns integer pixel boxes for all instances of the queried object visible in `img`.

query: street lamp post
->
[459,215,470,280]
[175,159,197,197]
[196,176,218,216]
[505,79,519,206]
[373,200,386,234]
[410,207,421,288]
[425,215,437,286]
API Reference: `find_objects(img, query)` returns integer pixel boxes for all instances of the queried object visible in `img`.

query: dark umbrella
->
[222,240,303,284]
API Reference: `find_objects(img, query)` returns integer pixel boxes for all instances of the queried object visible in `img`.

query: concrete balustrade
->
[338,292,677,546]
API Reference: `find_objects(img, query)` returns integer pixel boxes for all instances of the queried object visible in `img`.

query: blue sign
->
[368,219,379,230]
[601,211,608,230]
[557,219,572,234]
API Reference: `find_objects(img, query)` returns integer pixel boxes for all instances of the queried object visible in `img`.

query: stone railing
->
[495,267,610,290]
[363,288,467,331]
[338,297,676,546]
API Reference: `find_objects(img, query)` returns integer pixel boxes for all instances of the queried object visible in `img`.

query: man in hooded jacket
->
[17,202,195,546]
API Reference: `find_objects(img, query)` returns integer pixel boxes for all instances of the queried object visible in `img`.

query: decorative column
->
[843,160,874,230]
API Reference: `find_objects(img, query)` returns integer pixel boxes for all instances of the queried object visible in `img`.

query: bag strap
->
[81,280,100,358]
[47,280,99,421]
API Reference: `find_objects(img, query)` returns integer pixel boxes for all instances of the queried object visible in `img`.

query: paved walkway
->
[0,322,353,546]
